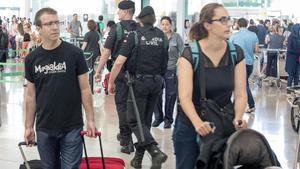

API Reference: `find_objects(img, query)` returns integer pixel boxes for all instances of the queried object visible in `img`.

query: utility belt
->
[135,74,162,81]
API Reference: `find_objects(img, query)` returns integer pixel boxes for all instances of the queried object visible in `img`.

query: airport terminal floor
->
[0,59,298,169]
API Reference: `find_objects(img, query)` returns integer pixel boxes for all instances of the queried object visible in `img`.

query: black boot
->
[117,133,134,154]
[152,119,163,127]
[130,147,145,169]
[120,141,134,154]
[146,145,168,169]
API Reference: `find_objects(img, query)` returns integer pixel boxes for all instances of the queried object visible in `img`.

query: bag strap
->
[227,41,237,65]
[197,42,207,103]
[191,41,237,71]
[190,40,199,72]
[116,22,124,41]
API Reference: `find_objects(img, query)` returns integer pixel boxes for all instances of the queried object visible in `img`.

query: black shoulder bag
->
[196,43,236,138]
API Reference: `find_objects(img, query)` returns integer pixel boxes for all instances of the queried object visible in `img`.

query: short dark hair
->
[73,13,78,17]
[184,19,190,29]
[34,7,57,26]
[237,18,248,28]
[161,16,172,25]
[106,20,116,28]
[98,15,103,21]
[87,19,97,31]
[139,14,156,26]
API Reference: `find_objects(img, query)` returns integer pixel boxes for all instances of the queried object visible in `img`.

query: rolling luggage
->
[18,142,42,169]
[80,131,125,169]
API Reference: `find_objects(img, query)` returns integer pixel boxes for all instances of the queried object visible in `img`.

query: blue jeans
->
[246,65,255,108]
[173,115,199,169]
[287,63,300,87]
[37,127,83,169]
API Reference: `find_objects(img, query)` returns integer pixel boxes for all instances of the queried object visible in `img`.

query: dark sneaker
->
[152,119,163,127]
[130,149,145,169]
[163,120,172,129]
[120,143,134,154]
[146,145,168,169]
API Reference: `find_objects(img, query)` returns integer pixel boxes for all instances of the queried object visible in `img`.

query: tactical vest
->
[125,27,168,75]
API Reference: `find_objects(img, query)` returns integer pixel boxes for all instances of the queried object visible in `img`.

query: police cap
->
[138,6,155,18]
[118,1,135,10]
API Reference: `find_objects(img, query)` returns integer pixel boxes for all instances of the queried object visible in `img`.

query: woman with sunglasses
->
[173,3,247,169]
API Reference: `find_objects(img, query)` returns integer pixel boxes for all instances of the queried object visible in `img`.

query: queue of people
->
[8,1,295,169]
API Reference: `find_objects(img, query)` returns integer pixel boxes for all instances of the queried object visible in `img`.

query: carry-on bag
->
[18,142,42,169]
[79,131,125,169]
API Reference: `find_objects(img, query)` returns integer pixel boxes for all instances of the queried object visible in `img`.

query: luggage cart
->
[287,86,300,133]
[257,49,286,89]
[286,86,300,169]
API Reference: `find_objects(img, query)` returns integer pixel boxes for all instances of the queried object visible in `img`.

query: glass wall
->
[0,0,26,18]
[148,0,178,30]
[31,0,141,37]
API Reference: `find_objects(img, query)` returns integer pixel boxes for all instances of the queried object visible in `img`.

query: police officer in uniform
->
[94,1,136,154]
[108,6,168,169]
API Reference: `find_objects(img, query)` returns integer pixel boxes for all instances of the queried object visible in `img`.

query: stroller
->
[223,129,281,169]
[195,128,281,169]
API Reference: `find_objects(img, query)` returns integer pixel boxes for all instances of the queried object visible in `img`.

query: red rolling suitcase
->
[80,131,125,169]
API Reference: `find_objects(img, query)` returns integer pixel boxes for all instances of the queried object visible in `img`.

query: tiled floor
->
[0,64,298,169]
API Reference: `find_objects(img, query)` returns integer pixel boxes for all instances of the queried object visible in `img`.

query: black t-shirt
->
[181,43,244,106]
[104,20,136,55]
[83,30,100,58]
[25,41,88,132]
[23,33,31,42]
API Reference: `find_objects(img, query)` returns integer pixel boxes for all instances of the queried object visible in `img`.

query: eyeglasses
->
[41,21,60,27]
[210,16,231,25]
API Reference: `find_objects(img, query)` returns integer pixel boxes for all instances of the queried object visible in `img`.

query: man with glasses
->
[24,7,96,169]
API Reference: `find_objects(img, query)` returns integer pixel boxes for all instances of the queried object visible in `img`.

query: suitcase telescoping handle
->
[80,131,105,169]
[18,141,38,169]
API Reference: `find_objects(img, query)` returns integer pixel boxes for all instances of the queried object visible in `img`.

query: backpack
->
[111,22,136,60]
[106,22,136,71]
[125,28,168,75]
[190,40,237,71]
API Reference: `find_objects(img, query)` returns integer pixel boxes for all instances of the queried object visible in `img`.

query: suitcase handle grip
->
[81,130,105,169]
[18,141,37,147]
[18,141,38,169]
[80,131,101,137]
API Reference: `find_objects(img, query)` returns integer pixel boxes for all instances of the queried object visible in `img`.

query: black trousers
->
[0,51,7,70]
[115,71,132,139]
[154,69,177,123]
[127,76,163,147]
[266,52,278,77]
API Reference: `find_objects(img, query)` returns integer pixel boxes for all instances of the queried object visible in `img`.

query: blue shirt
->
[230,28,258,65]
